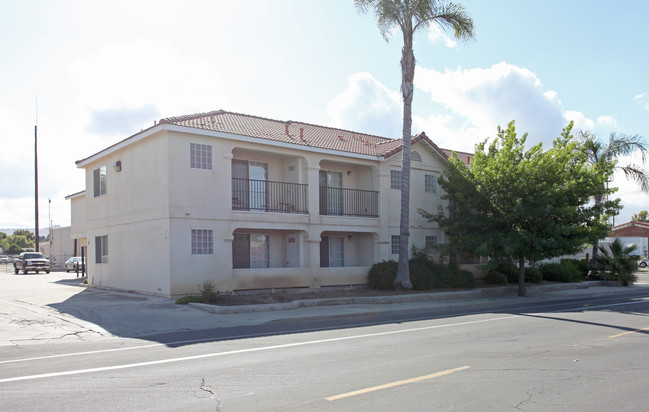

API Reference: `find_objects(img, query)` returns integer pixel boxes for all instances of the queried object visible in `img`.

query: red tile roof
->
[440,149,473,166]
[160,110,450,160]
[77,109,471,167]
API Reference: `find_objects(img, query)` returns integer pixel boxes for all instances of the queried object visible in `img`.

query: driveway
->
[0,268,233,346]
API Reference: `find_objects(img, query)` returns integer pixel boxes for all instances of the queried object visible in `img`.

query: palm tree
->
[631,210,648,222]
[355,0,474,289]
[579,130,649,262]
[596,238,639,285]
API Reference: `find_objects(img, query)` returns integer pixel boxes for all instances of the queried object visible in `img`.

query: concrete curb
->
[188,281,614,315]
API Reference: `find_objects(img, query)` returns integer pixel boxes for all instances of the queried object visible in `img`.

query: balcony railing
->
[319,186,379,217]
[232,178,308,214]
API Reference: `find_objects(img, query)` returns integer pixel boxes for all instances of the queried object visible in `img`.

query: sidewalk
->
[1,269,647,347]
[189,280,649,318]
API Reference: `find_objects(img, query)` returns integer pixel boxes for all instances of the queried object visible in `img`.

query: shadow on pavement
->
[45,280,649,348]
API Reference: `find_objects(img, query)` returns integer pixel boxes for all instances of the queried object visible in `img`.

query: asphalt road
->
[1,278,649,411]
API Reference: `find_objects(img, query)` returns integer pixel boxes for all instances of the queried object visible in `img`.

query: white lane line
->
[0,316,516,384]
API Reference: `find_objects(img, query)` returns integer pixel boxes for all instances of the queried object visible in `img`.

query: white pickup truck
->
[13,252,51,274]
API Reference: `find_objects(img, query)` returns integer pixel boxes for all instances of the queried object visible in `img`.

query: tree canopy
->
[632,210,648,222]
[421,121,619,296]
[0,230,35,254]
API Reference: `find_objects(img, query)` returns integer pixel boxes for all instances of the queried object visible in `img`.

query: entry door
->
[286,234,299,268]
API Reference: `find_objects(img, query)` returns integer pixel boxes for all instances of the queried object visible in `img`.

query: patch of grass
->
[175,295,205,305]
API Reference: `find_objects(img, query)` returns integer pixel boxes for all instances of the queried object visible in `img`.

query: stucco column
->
[375,169,390,261]
[306,234,322,288]
[306,163,320,223]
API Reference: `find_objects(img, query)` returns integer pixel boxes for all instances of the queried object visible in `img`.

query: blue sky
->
[1,0,648,229]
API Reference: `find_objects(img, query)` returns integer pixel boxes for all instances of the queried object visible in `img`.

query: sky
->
[1,0,648,229]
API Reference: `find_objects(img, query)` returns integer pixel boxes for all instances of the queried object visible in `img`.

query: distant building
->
[39,226,74,270]
[609,221,649,256]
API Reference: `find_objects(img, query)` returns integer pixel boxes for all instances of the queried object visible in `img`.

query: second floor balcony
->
[319,186,378,217]
[232,178,308,214]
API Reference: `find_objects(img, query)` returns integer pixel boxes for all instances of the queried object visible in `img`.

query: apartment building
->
[69,110,461,296]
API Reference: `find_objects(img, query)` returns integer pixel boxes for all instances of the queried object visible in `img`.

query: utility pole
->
[48,198,52,263]
[35,124,39,252]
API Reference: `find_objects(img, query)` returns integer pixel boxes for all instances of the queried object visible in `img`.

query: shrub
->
[445,268,476,288]
[561,258,590,280]
[368,260,398,289]
[485,271,508,285]
[409,260,433,290]
[540,262,579,282]
[596,238,639,285]
[484,258,518,283]
[524,267,543,284]
[200,280,218,302]
[428,262,450,288]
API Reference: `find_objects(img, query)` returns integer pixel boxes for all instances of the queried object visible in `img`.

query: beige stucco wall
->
[83,131,172,294]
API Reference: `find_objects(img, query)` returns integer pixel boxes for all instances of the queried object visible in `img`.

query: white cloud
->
[326,73,402,138]
[427,23,457,48]
[596,115,618,128]
[414,62,589,149]
[565,111,595,132]
[634,93,649,111]
[326,63,604,154]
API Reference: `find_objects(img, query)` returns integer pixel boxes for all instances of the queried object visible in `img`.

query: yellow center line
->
[325,366,471,401]
[610,326,649,339]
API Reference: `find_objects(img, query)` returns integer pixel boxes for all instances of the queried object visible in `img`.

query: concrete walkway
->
[1,267,647,347]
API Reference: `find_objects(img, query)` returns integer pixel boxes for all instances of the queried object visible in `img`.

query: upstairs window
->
[190,143,212,170]
[425,174,438,193]
[93,166,107,197]
[390,170,401,190]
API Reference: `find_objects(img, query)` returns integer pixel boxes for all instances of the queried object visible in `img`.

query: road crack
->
[196,377,223,411]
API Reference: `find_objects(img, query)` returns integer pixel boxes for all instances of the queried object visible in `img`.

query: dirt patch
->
[205,283,496,306]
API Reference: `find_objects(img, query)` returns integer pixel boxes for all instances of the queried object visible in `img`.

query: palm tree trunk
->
[591,194,603,265]
[394,39,415,290]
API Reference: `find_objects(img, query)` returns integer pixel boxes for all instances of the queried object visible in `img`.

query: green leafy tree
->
[421,121,619,296]
[579,131,648,260]
[12,230,35,249]
[596,238,639,285]
[632,210,648,222]
[355,0,474,289]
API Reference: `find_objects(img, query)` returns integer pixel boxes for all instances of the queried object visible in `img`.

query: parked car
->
[14,252,51,274]
[639,259,648,269]
[0,255,10,264]
[65,257,83,272]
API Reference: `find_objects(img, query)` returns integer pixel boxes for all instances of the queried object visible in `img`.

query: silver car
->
[65,257,83,272]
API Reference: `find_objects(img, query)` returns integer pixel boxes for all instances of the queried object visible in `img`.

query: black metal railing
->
[232,178,308,214]
[319,186,378,217]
